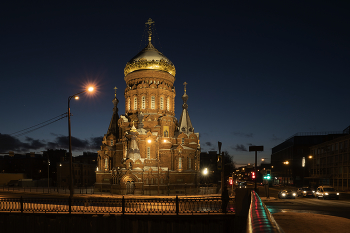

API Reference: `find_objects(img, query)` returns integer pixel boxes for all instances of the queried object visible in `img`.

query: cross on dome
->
[114,86,117,97]
[145,18,155,42]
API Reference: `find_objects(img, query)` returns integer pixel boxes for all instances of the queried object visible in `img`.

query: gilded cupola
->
[124,18,176,77]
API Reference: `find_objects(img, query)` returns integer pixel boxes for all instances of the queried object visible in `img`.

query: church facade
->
[95,19,201,195]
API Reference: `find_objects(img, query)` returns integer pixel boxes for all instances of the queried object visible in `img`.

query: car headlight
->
[293,193,296,196]
[337,193,339,195]
[325,193,329,195]
[303,191,306,193]
[282,193,285,196]
[312,191,315,193]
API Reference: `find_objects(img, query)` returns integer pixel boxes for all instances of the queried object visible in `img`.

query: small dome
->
[124,42,176,77]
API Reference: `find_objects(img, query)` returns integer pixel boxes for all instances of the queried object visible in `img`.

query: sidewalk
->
[272,212,350,233]
[260,197,350,233]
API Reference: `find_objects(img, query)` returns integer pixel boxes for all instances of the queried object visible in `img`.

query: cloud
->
[232,132,253,138]
[271,134,284,141]
[90,136,103,149]
[203,142,216,151]
[0,133,103,153]
[231,144,248,151]
[0,134,46,152]
[205,142,212,147]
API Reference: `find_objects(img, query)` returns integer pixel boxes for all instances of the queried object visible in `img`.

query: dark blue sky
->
[1,1,349,166]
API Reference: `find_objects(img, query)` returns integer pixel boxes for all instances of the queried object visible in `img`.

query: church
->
[95,19,201,195]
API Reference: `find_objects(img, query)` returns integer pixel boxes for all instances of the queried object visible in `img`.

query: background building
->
[309,133,350,190]
[95,19,201,195]
[271,128,348,187]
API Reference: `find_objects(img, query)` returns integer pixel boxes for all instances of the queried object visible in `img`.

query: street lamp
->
[202,168,209,194]
[59,163,62,189]
[283,161,289,185]
[68,86,94,199]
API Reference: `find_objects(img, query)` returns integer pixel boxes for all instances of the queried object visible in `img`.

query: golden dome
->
[124,42,176,77]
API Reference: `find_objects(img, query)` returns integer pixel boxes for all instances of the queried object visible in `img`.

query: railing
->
[0,196,235,215]
[1,186,95,194]
[246,191,284,233]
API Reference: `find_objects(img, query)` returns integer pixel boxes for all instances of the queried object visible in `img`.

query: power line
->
[10,113,67,137]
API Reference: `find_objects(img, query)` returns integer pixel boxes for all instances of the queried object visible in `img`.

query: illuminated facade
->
[95,19,200,194]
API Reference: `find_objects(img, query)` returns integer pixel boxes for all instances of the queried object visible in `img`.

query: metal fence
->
[1,186,95,194]
[0,196,235,215]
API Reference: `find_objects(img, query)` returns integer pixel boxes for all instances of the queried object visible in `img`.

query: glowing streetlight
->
[203,168,208,175]
[68,86,94,199]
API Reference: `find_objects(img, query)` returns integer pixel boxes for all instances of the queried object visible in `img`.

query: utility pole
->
[47,153,50,193]
[218,141,223,193]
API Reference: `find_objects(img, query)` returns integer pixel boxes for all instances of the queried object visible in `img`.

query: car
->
[297,187,315,197]
[278,189,297,199]
[315,186,339,199]
[238,182,247,188]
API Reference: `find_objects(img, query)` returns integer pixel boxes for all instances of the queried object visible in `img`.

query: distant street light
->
[203,168,208,175]
[283,161,290,185]
[68,87,94,199]
[202,168,209,194]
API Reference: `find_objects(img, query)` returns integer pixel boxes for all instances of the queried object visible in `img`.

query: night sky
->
[1,1,349,166]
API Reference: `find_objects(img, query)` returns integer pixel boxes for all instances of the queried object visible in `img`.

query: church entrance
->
[126,181,135,194]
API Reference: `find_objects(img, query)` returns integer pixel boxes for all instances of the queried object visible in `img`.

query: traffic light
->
[229,177,233,185]
[251,172,256,180]
[263,170,271,180]
[266,170,271,180]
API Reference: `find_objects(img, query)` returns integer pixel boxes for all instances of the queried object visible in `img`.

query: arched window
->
[151,96,155,109]
[110,139,113,146]
[104,158,108,171]
[188,158,191,169]
[128,98,130,111]
[181,138,184,145]
[160,97,164,110]
[179,157,182,170]
[142,96,145,109]
[147,147,150,159]
[164,129,168,137]
[134,97,137,110]
[167,97,170,111]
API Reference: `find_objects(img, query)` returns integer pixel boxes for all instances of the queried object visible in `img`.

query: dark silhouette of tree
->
[223,151,235,180]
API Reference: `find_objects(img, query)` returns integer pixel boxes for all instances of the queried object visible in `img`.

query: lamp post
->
[59,163,62,189]
[48,154,50,193]
[283,161,289,185]
[203,167,208,194]
[68,87,94,199]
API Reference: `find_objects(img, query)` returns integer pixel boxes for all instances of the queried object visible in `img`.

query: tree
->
[223,151,235,180]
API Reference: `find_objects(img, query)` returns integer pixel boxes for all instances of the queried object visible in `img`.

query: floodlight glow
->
[203,168,208,175]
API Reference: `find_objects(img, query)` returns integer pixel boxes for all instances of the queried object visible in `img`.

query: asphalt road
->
[259,186,350,219]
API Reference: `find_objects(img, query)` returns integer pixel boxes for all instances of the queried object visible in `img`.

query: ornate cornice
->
[124,58,176,77]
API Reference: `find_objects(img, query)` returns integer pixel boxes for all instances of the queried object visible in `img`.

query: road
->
[258,186,350,219]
